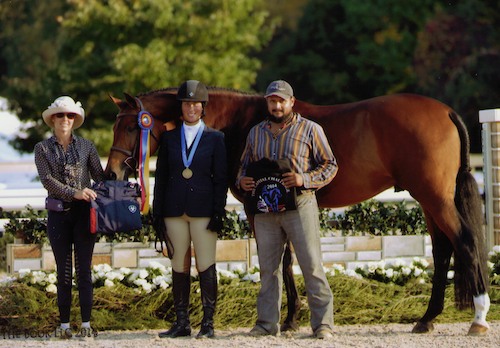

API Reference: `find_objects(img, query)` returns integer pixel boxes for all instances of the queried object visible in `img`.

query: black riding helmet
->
[177,80,209,103]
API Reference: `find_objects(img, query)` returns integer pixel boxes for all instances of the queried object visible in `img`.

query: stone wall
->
[6,235,432,274]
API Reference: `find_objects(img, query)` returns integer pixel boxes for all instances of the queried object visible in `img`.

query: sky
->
[0,97,33,162]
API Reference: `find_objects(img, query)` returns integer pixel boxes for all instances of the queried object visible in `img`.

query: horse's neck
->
[205,94,267,131]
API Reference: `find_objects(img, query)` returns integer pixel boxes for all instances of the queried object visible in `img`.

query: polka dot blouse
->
[34,135,105,202]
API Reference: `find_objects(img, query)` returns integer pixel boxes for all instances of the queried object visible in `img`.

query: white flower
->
[330,264,345,275]
[229,264,246,273]
[152,275,169,286]
[94,264,112,272]
[32,271,46,285]
[141,282,153,293]
[138,269,149,279]
[492,245,500,253]
[242,272,260,283]
[158,280,169,289]
[119,267,132,275]
[106,271,124,281]
[385,268,394,279]
[148,261,167,272]
[367,262,380,273]
[413,268,423,277]
[46,284,57,294]
[128,270,140,281]
[401,267,412,276]
[47,273,57,284]
[345,269,362,279]
[104,279,115,288]
[447,270,455,280]
[392,259,406,268]
[133,278,147,287]
[218,269,237,279]
[18,269,31,278]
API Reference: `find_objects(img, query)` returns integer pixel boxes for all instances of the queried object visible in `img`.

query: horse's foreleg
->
[281,241,301,332]
[412,227,453,334]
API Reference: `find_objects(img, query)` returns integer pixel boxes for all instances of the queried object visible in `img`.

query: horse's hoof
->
[467,322,489,336]
[280,321,299,332]
[411,321,434,334]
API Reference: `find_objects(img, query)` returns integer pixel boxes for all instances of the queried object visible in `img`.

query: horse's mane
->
[136,86,261,98]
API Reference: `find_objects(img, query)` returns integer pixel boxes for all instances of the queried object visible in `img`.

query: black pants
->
[47,200,96,323]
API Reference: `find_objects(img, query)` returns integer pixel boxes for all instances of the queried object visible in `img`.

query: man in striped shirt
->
[237,80,338,339]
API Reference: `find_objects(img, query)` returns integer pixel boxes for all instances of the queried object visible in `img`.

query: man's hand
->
[282,172,303,189]
[239,176,256,192]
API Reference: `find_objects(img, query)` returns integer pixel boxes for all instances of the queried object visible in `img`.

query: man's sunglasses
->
[55,113,77,120]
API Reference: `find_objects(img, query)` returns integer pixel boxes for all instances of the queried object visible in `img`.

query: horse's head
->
[104,91,179,180]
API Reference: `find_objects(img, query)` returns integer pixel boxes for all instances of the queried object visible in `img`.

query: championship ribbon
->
[138,110,154,213]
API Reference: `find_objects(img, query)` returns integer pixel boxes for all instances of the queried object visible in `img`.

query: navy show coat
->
[153,125,228,218]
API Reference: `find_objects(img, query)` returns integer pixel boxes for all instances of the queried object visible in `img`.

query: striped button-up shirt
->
[237,113,337,190]
[34,135,105,202]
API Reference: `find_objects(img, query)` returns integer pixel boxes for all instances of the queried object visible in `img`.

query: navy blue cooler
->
[90,180,142,234]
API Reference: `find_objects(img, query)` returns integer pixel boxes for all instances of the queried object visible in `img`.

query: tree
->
[256,0,500,152]
[0,0,275,154]
[413,1,500,152]
[256,0,437,104]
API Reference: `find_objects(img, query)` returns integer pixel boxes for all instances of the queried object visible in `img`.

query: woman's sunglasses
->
[55,113,77,120]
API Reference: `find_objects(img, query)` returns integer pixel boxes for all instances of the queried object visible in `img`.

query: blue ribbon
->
[181,121,204,169]
[137,110,154,213]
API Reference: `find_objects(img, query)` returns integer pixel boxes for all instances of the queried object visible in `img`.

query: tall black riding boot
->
[159,271,191,338]
[196,264,217,339]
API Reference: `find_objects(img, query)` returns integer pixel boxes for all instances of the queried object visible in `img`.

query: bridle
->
[110,97,161,178]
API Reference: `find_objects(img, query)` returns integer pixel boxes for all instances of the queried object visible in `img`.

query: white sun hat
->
[41,96,85,129]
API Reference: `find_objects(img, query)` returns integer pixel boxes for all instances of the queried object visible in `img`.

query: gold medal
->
[182,168,193,179]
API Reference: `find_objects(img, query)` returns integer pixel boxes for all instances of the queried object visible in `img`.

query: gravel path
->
[0,322,498,348]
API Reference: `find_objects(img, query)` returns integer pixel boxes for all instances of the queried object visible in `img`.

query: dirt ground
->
[0,322,498,348]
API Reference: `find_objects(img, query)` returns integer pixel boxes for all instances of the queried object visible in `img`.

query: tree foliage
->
[0,0,274,154]
[256,0,500,152]
[257,0,437,103]
[1,0,500,154]
[413,1,500,152]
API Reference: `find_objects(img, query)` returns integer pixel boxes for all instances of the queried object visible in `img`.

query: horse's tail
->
[449,111,490,309]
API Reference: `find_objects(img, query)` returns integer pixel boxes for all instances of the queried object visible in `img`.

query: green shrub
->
[219,210,251,239]
[1,200,426,245]
[2,206,48,245]
[321,200,427,236]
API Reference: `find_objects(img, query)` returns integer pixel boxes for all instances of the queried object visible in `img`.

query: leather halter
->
[110,97,160,176]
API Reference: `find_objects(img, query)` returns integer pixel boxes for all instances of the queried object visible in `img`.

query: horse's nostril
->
[108,172,117,180]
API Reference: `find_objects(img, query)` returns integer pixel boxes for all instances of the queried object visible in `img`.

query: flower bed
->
[4,246,499,295]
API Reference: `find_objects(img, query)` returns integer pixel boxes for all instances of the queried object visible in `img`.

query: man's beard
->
[268,111,293,124]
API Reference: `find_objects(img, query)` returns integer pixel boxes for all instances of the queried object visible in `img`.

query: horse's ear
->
[109,94,122,106]
[123,92,138,109]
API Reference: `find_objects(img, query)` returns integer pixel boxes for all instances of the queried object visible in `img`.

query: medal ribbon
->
[181,120,204,171]
[138,110,154,213]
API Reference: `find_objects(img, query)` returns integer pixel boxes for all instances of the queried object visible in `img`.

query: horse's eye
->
[126,125,137,132]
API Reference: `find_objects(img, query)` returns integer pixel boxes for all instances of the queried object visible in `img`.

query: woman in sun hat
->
[35,96,105,339]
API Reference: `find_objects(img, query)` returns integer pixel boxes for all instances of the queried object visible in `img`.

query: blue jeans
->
[253,192,333,333]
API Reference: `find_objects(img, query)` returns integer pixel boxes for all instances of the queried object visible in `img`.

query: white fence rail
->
[0,155,484,213]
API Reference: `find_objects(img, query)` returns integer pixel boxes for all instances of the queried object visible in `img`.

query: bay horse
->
[104,87,490,335]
